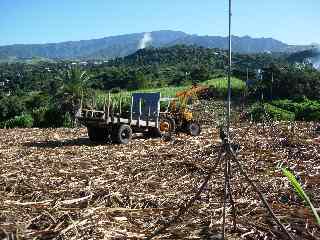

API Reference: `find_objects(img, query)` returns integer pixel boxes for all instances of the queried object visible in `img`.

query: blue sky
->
[0,0,319,46]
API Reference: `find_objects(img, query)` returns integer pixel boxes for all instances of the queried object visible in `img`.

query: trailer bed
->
[77,109,157,128]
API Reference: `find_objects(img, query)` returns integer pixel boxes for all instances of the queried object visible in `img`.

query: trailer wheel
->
[186,121,201,136]
[87,127,108,142]
[112,124,132,144]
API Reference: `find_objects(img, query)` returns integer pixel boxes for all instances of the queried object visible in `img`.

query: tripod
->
[146,131,295,240]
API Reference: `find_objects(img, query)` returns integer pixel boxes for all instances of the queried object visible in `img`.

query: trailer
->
[76,92,174,144]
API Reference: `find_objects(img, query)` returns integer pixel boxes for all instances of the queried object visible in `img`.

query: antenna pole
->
[227,0,232,138]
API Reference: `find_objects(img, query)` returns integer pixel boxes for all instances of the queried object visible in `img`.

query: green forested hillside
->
[0,45,319,128]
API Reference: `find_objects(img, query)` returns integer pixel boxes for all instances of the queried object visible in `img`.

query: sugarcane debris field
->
[1,105,320,239]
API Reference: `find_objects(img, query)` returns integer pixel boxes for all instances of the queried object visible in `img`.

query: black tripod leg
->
[228,146,295,240]
[226,157,237,232]
[222,153,228,239]
[146,147,224,240]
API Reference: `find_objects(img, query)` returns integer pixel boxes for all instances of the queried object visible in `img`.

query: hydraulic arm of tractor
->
[170,84,208,120]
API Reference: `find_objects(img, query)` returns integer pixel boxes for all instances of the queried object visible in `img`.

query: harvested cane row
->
[0,104,319,239]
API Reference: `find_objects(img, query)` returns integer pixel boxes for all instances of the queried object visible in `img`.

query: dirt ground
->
[0,119,319,239]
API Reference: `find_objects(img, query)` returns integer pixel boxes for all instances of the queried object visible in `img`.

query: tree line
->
[0,45,319,127]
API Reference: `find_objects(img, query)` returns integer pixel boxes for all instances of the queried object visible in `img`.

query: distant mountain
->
[0,30,315,61]
[166,35,289,53]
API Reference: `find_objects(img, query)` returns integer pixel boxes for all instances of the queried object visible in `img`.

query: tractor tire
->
[149,116,176,137]
[87,127,108,142]
[186,121,201,136]
[112,124,132,144]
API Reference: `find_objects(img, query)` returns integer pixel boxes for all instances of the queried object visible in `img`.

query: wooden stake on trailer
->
[130,96,133,125]
[118,96,121,124]
[147,106,151,127]
[138,98,142,127]
[119,95,122,116]
[111,100,115,123]
[103,97,106,120]
[80,90,83,117]
[107,92,111,123]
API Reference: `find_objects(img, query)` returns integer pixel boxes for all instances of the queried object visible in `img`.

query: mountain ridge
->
[0,30,316,61]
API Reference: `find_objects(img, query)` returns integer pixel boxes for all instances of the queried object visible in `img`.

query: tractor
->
[76,86,205,144]
[157,84,208,137]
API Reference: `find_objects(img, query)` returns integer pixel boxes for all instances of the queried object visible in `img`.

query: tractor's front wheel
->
[147,116,175,138]
[159,116,176,135]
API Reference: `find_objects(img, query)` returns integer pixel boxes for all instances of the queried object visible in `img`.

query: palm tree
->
[58,67,90,124]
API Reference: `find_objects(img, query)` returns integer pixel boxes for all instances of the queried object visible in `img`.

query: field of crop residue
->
[0,117,319,239]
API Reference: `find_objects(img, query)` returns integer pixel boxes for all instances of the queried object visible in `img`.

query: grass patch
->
[203,77,247,98]
[203,77,246,90]
[91,77,246,110]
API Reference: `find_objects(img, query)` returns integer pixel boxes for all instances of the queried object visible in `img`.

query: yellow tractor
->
[157,84,208,136]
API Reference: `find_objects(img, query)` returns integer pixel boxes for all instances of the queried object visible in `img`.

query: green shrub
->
[265,104,295,121]
[32,107,65,128]
[0,121,6,128]
[249,103,266,122]
[32,107,48,127]
[42,107,64,128]
[25,92,50,110]
[296,100,320,121]
[250,103,295,122]
[271,98,320,121]
[5,114,34,128]
[0,95,26,122]
[62,112,73,128]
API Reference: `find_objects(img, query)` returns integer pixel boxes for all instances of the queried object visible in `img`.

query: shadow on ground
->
[23,137,104,148]
[23,134,151,149]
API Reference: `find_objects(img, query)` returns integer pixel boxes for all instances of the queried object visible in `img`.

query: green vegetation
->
[249,98,320,122]
[282,168,320,225]
[0,45,319,128]
[0,114,33,128]
[250,63,320,100]
[93,77,245,111]
[204,77,246,98]
[271,98,320,121]
[250,103,296,122]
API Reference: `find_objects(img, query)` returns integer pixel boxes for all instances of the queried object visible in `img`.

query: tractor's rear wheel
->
[87,126,108,142]
[112,124,132,144]
[186,121,201,136]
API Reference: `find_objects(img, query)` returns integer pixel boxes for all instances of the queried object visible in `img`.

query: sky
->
[0,0,319,46]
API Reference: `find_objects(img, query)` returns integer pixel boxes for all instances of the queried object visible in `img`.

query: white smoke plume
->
[138,32,152,49]
[314,58,320,70]
[313,46,320,70]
